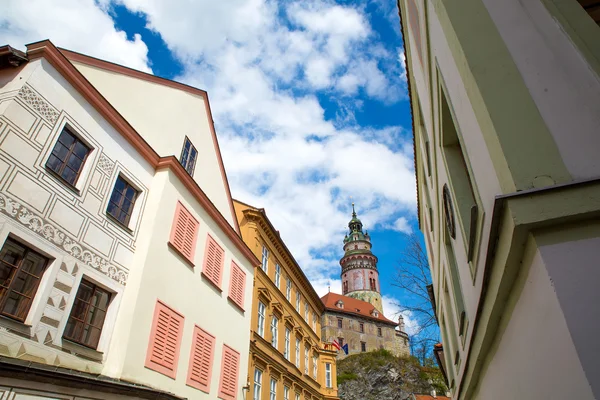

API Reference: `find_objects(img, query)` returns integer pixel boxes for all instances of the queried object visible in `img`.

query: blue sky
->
[2,0,425,334]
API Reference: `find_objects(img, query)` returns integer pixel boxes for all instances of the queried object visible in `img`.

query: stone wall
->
[321,311,409,360]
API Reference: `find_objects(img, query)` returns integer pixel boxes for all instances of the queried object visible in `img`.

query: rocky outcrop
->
[337,349,447,400]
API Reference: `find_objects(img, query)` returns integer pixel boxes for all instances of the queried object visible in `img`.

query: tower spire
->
[352,202,356,218]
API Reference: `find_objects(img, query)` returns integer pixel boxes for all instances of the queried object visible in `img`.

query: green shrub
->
[337,371,359,385]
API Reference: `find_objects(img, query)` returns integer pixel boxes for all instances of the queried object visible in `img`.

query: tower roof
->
[345,203,370,243]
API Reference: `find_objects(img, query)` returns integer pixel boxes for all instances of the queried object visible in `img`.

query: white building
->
[398,0,600,398]
[0,40,258,399]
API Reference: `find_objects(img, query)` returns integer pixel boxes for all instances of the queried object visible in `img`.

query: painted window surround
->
[0,226,124,360]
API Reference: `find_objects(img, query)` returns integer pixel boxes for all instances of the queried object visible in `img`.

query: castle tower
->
[340,204,383,313]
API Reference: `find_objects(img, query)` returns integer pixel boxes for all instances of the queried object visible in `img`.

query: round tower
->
[340,204,383,313]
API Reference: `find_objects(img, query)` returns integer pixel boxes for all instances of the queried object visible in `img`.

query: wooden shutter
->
[169,201,199,263]
[145,300,184,379]
[228,262,246,310]
[202,234,224,289]
[187,325,216,392]
[218,344,240,400]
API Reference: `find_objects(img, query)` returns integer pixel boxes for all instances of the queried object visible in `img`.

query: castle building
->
[398,0,600,398]
[0,40,258,399]
[233,200,339,400]
[321,206,409,359]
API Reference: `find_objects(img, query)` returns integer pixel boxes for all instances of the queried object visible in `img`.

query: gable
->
[63,51,238,232]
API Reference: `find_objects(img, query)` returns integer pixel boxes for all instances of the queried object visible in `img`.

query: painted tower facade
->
[340,204,383,313]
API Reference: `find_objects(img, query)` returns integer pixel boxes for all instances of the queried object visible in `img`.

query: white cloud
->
[392,217,412,234]
[0,0,151,73]
[2,0,415,300]
[382,295,420,336]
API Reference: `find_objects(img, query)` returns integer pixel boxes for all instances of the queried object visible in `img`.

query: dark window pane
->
[61,167,77,185]
[125,186,136,201]
[118,210,128,224]
[67,154,83,172]
[92,289,110,310]
[86,306,106,328]
[114,178,126,193]
[0,264,15,287]
[73,142,89,159]
[109,189,122,206]
[46,155,63,173]
[121,199,133,214]
[21,253,47,276]
[58,130,75,147]
[76,281,94,303]
[0,239,48,321]
[70,299,88,321]
[64,319,84,340]
[107,202,118,218]
[52,143,70,162]
[83,326,102,347]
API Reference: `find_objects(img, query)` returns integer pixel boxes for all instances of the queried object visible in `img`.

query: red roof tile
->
[320,292,397,325]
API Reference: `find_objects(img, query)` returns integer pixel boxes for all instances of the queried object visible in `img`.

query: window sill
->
[167,242,195,268]
[227,296,245,312]
[0,314,32,338]
[61,338,104,362]
[201,271,223,293]
[45,166,82,196]
[106,213,134,235]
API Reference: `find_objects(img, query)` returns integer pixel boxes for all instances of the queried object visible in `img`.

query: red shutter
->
[187,325,216,392]
[228,262,246,310]
[169,201,200,263]
[202,234,224,289]
[145,300,184,379]
[218,344,240,400]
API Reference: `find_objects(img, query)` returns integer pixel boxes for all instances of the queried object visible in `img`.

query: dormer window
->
[336,300,344,309]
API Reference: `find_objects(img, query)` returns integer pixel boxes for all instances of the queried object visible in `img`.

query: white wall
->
[471,238,594,399]
[70,61,236,229]
[482,0,600,180]
[107,169,254,399]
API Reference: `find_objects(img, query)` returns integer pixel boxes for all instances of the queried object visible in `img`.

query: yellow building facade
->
[234,201,339,400]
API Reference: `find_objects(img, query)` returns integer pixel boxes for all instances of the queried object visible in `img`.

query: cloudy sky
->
[1,0,420,333]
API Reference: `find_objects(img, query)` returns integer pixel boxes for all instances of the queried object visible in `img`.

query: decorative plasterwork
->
[96,153,115,176]
[0,193,127,285]
[17,85,59,124]
[257,287,273,303]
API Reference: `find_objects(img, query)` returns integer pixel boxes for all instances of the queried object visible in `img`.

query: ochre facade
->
[234,201,339,400]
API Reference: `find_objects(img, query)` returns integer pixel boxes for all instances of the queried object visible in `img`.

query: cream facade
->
[399,0,600,399]
[233,200,339,400]
[0,41,257,399]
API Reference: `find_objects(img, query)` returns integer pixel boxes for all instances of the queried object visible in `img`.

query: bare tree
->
[391,233,439,361]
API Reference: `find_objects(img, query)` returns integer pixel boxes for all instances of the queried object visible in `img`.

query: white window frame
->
[313,355,318,379]
[261,246,269,272]
[284,386,290,400]
[271,315,279,348]
[313,313,317,331]
[295,338,301,368]
[284,327,290,360]
[258,301,266,337]
[296,394,300,400]
[304,347,309,374]
[304,302,309,321]
[296,292,301,312]
[326,363,332,388]
[286,277,292,301]
[270,378,277,400]
[275,264,281,288]
[254,369,263,400]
